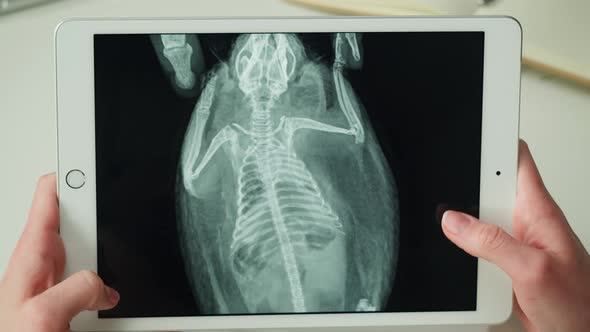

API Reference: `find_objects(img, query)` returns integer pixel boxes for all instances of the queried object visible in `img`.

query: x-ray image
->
[94,31,483,318]
[150,34,205,97]
[171,33,398,314]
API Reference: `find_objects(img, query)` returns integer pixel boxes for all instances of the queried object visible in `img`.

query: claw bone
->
[356,298,376,311]
[345,33,361,61]
[334,33,361,66]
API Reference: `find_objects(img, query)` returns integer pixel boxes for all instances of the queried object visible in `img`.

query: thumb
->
[34,270,119,322]
[442,211,538,278]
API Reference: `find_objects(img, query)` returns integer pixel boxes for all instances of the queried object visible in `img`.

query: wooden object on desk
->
[478,0,590,88]
[287,0,590,88]
[287,0,443,15]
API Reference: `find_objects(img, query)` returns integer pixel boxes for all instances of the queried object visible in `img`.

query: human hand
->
[442,140,590,332]
[0,174,119,332]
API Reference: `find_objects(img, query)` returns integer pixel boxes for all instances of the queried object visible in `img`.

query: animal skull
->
[234,34,297,108]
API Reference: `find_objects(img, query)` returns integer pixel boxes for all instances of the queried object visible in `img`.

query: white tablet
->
[55,16,521,331]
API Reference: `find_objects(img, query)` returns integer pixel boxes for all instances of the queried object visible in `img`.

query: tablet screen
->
[94,31,483,318]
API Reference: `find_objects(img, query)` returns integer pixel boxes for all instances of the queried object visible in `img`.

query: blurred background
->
[0,0,589,331]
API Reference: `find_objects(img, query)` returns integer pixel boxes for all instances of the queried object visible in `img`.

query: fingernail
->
[105,286,120,305]
[442,211,470,235]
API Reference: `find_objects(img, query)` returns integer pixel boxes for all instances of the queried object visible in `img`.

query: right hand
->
[442,140,590,332]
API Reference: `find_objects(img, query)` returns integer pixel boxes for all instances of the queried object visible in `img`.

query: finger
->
[516,140,547,202]
[3,174,62,296]
[442,210,539,278]
[25,173,60,235]
[517,140,567,223]
[34,270,119,322]
[516,140,575,247]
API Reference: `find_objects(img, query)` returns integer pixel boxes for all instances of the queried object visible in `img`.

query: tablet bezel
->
[55,16,521,331]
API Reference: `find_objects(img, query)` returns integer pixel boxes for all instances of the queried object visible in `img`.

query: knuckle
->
[77,270,104,302]
[477,224,506,251]
[27,243,53,271]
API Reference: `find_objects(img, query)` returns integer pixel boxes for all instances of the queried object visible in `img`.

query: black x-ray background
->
[94,32,483,318]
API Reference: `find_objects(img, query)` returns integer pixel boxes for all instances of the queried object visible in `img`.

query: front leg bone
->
[333,33,365,144]
[181,75,231,196]
[161,34,196,90]
[284,117,354,144]
[186,126,235,181]
[183,125,235,197]
[181,75,217,168]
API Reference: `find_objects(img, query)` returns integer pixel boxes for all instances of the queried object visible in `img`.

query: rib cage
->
[230,140,344,277]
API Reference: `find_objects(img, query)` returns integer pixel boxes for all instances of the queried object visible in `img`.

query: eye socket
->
[237,56,249,74]
[283,45,297,79]
[266,58,285,83]
[237,56,264,87]
[248,61,264,81]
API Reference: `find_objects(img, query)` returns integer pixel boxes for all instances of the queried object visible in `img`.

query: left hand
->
[0,173,119,332]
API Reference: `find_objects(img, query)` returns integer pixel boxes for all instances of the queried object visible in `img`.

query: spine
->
[242,97,307,312]
[257,152,306,312]
[250,109,272,137]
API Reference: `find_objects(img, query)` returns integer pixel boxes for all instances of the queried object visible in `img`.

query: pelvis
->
[175,33,399,315]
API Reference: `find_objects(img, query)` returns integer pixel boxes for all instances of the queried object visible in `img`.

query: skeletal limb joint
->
[161,34,196,90]
[333,33,365,144]
[182,75,233,196]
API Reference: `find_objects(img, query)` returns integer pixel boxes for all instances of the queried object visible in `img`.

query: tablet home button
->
[66,169,86,189]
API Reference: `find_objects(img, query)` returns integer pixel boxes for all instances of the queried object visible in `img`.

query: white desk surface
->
[1,1,589,331]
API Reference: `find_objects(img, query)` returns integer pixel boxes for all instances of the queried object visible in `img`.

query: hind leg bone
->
[161,34,196,90]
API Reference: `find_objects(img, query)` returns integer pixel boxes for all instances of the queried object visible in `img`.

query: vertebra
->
[230,139,344,313]
[228,33,349,313]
